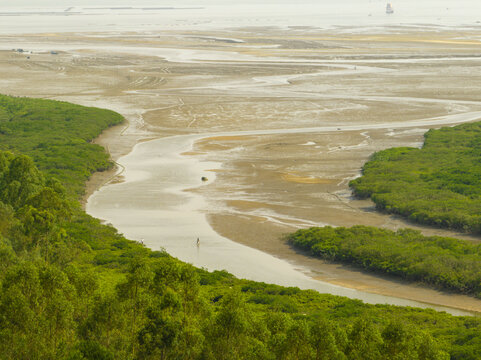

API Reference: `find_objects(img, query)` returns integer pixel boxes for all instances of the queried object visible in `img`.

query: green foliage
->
[310,318,346,360]
[0,95,123,198]
[288,225,481,297]
[0,262,75,359]
[350,121,481,233]
[0,153,44,209]
[346,317,383,359]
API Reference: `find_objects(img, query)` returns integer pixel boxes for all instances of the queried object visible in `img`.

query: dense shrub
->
[350,121,481,233]
[288,225,481,297]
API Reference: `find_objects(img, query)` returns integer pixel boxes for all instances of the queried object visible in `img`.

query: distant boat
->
[386,3,394,14]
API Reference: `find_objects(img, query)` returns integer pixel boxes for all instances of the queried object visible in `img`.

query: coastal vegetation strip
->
[288,225,481,298]
[350,120,481,234]
[0,95,480,359]
[0,94,124,199]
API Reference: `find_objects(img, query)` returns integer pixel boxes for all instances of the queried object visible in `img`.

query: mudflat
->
[2,27,481,312]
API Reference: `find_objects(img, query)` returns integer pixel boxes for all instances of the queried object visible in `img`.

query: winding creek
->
[86,108,481,316]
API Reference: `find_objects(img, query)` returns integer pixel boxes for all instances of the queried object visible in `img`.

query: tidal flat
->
[2,27,481,313]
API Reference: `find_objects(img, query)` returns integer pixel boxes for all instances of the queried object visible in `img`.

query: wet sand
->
[2,28,481,313]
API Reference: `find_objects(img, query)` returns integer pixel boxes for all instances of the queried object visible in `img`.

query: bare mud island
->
[3,27,481,314]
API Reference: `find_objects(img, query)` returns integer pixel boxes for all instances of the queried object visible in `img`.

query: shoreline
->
[2,27,481,315]
[208,211,481,314]
[85,120,481,315]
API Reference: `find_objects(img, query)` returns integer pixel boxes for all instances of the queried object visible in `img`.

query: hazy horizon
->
[0,0,480,34]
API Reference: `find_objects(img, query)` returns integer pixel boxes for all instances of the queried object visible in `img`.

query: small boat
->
[386,3,394,14]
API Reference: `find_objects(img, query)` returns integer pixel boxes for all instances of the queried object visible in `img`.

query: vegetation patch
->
[288,225,481,297]
[350,121,481,233]
[0,94,123,198]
